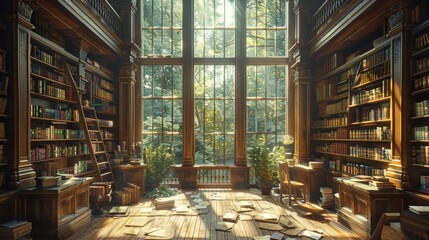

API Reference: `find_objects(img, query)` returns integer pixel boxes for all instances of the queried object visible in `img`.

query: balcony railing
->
[83,0,122,35]
[311,0,352,35]
[162,165,233,188]
[197,165,231,187]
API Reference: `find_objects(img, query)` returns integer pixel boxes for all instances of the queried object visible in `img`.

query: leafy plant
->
[145,144,175,188]
[247,137,275,188]
[145,185,179,198]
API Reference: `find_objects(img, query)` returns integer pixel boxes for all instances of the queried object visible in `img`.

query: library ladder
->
[64,64,115,184]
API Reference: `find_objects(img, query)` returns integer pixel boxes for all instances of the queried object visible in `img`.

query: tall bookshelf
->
[409,19,429,199]
[0,19,9,191]
[312,40,393,182]
[29,33,94,178]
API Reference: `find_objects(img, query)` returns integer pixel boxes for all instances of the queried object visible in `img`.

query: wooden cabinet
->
[20,177,92,240]
[336,177,403,239]
[288,164,326,202]
[112,164,146,195]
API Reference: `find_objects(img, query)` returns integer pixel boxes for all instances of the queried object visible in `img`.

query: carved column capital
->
[119,62,137,80]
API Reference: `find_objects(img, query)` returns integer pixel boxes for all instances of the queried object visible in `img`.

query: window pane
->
[246,65,287,149]
[142,65,182,150]
[143,0,182,57]
[246,0,287,57]
[195,65,235,165]
[194,0,235,58]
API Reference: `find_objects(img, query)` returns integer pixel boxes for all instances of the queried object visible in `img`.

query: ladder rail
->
[64,63,115,184]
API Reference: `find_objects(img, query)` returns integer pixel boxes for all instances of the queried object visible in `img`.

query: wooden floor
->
[67,188,372,240]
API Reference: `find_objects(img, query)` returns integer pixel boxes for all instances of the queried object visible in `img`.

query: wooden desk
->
[288,164,326,202]
[401,209,429,240]
[20,177,92,240]
[112,164,146,195]
[335,177,403,239]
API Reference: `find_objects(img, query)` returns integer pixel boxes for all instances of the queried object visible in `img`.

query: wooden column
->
[10,1,36,190]
[289,0,313,163]
[118,0,142,153]
[291,63,312,163]
[385,3,413,190]
[176,0,197,188]
[231,0,249,189]
[118,64,137,154]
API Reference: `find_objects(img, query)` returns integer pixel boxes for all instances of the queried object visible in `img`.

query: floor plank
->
[67,188,370,240]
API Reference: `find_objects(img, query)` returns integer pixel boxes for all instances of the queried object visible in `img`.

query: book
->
[215,221,235,231]
[222,212,238,222]
[409,206,429,215]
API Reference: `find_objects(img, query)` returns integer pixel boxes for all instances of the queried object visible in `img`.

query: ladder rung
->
[97,161,109,165]
[82,106,94,110]
[100,172,113,177]
[88,130,98,132]
[95,151,107,154]
[91,141,103,144]
[85,118,97,122]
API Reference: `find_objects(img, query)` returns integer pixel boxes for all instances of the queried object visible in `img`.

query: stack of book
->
[154,197,176,210]
[369,176,395,191]
[409,206,429,215]
[0,220,32,239]
[319,187,334,208]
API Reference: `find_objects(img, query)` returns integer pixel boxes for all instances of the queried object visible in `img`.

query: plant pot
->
[260,185,272,195]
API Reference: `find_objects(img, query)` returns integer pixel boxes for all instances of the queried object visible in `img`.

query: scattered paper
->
[253,235,271,240]
[123,227,140,235]
[141,207,153,213]
[298,230,323,240]
[215,221,235,231]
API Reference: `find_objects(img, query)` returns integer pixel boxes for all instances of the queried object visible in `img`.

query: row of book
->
[98,119,114,127]
[30,143,90,161]
[415,57,429,72]
[355,61,390,87]
[0,97,7,114]
[93,76,115,91]
[30,104,79,121]
[32,14,67,47]
[361,47,390,70]
[315,52,343,77]
[412,125,429,140]
[313,114,347,128]
[74,160,93,175]
[413,99,429,117]
[314,78,337,101]
[94,99,116,114]
[412,146,429,165]
[312,127,348,139]
[31,44,64,68]
[414,73,429,91]
[420,175,429,192]
[85,57,114,77]
[113,183,140,205]
[31,79,69,100]
[349,126,391,141]
[350,80,390,105]
[415,32,429,50]
[349,145,391,161]
[353,104,390,122]
[0,75,9,92]
[317,99,348,115]
[93,85,114,101]
[30,127,85,140]
[315,142,349,155]
[328,160,385,176]
[31,65,66,83]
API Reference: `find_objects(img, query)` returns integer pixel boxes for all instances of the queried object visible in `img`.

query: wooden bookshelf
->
[409,19,429,201]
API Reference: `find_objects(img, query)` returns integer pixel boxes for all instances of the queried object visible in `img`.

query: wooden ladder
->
[64,63,115,184]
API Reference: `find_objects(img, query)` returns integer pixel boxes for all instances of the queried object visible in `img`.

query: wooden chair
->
[278,161,306,206]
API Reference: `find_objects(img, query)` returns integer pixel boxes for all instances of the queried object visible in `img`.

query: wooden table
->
[288,164,326,202]
[112,163,146,195]
[335,177,403,239]
[20,177,92,240]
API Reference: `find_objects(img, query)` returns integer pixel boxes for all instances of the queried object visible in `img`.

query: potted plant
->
[247,139,276,195]
[145,144,175,190]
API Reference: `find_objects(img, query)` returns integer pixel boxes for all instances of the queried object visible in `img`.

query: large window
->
[142,0,288,165]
